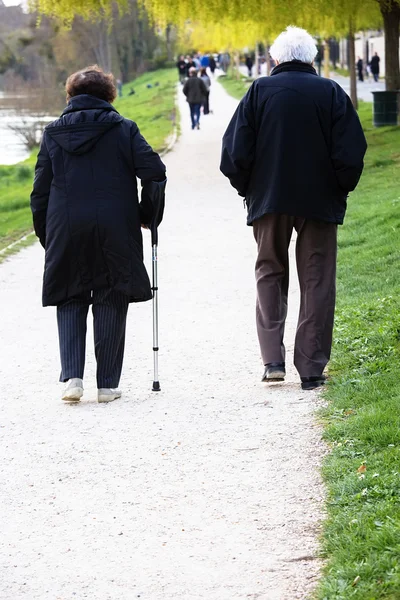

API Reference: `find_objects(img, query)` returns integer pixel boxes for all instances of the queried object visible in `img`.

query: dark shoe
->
[262,362,286,382]
[301,375,326,390]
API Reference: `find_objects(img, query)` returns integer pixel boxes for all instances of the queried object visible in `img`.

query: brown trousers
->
[253,214,337,377]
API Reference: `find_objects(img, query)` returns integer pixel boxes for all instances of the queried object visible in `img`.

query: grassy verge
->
[114,68,177,152]
[218,72,252,100]
[0,68,177,254]
[332,67,351,78]
[0,154,38,252]
[316,103,400,598]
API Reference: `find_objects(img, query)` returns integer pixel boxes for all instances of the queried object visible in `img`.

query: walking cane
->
[147,179,166,392]
[151,216,160,392]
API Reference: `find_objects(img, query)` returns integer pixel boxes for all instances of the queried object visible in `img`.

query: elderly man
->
[220,27,367,390]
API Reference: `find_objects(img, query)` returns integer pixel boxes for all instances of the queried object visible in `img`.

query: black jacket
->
[370,55,380,74]
[220,62,367,225]
[30,94,166,307]
[183,77,208,104]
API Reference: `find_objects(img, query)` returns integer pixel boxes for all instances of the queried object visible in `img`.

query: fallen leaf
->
[352,575,360,587]
[357,464,367,473]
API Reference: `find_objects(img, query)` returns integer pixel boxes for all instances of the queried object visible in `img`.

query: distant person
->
[30,65,166,404]
[200,67,211,114]
[220,26,367,390]
[357,57,364,82]
[370,52,380,82]
[185,56,197,77]
[209,56,217,75]
[220,53,230,73]
[116,78,123,97]
[245,55,253,77]
[193,54,201,69]
[177,55,187,84]
[183,66,207,130]
[200,54,210,68]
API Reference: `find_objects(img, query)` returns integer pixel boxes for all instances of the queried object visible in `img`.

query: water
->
[0,91,54,165]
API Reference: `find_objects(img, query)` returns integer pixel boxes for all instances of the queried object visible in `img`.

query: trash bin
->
[372,90,399,127]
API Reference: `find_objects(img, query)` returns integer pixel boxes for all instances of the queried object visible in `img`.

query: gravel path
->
[0,80,326,599]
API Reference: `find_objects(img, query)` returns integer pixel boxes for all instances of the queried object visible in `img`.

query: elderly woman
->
[31,65,166,403]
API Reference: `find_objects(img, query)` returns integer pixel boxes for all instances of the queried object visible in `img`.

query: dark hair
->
[200,67,207,76]
[66,65,117,103]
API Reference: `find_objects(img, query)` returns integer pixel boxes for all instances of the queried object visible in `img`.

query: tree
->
[377,0,400,90]
[30,0,398,100]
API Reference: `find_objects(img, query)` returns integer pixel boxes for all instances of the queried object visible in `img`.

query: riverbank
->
[0,68,177,256]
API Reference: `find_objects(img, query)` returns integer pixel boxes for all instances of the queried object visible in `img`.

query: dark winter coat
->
[220,62,367,225]
[183,77,208,104]
[177,59,186,73]
[30,94,166,307]
[185,61,197,76]
[370,55,380,74]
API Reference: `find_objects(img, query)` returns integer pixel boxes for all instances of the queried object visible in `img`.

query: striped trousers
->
[57,288,129,389]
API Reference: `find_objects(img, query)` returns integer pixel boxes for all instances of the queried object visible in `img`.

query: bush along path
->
[0,68,177,256]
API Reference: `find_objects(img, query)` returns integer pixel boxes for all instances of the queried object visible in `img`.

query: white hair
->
[270,26,318,64]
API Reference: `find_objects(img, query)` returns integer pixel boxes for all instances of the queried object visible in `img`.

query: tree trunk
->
[254,43,259,78]
[323,39,330,78]
[166,24,173,61]
[379,0,400,91]
[266,42,270,75]
[348,28,358,109]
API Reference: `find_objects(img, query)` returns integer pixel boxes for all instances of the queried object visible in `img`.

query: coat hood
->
[45,94,124,155]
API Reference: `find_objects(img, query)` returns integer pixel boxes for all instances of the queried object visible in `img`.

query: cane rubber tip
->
[152,381,161,392]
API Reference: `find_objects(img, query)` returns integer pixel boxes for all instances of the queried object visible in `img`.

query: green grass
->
[0,68,177,253]
[114,68,177,152]
[316,102,400,599]
[333,67,351,78]
[0,153,37,251]
[218,72,252,100]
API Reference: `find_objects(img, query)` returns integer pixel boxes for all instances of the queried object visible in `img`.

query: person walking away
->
[209,56,217,75]
[370,52,380,82]
[177,55,187,84]
[185,56,197,77]
[245,55,253,77]
[200,54,210,68]
[193,54,201,69]
[200,67,211,114]
[220,26,367,391]
[183,67,207,130]
[116,78,123,97]
[357,57,364,82]
[30,65,166,404]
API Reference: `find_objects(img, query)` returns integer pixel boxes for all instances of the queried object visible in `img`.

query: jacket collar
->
[63,94,119,114]
[271,61,318,77]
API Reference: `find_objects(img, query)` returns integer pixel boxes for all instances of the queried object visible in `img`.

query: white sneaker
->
[98,388,122,403]
[62,378,84,403]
